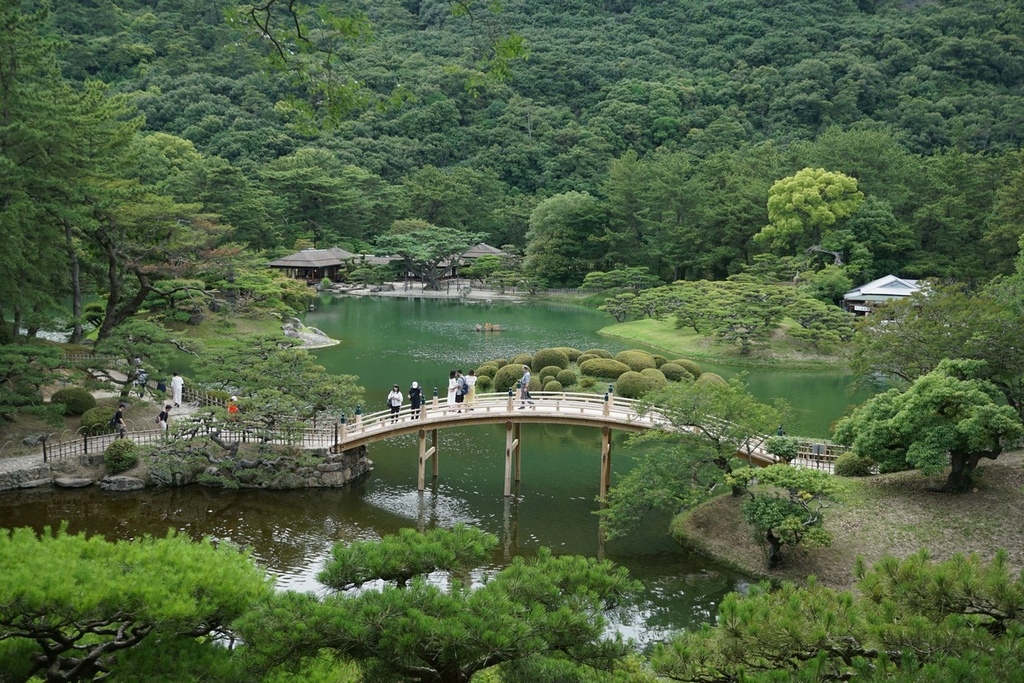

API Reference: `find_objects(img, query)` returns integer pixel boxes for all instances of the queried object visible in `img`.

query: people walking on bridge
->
[464,369,477,410]
[387,385,403,423]
[446,370,458,410]
[157,404,171,431]
[519,365,535,409]
[454,370,468,412]
[170,372,184,407]
[409,381,422,418]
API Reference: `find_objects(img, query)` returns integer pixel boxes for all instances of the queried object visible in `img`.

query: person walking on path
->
[464,369,478,410]
[170,372,184,407]
[112,403,127,438]
[446,370,458,410]
[518,365,534,409]
[408,381,422,418]
[157,404,171,431]
[387,385,403,423]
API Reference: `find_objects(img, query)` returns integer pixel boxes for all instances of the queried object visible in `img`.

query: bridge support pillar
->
[599,426,612,501]
[504,420,521,497]
[418,428,439,491]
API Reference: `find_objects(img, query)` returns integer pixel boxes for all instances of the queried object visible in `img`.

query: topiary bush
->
[575,353,601,365]
[50,387,96,416]
[104,438,139,474]
[543,380,563,392]
[475,364,499,379]
[671,359,703,378]
[696,372,727,385]
[556,369,577,386]
[581,348,612,359]
[579,358,632,379]
[538,365,563,383]
[652,355,668,368]
[493,364,529,393]
[579,376,597,389]
[765,436,801,463]
[476,375,493,391]
[615,350,657,372]
[614,371,665,399]
[489,358,508,368]
[82,406,116,433]
[553,347,583,362]
[532,348,570,371]
[640,368,667,383]
[659,362,693,382]
[834,451,876,477]
[510,353,533,367]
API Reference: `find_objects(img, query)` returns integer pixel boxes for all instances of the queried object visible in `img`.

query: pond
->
[0,295,875,644]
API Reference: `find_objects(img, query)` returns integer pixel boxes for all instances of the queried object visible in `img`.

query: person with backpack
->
[408,381,423,418]
[454,370,468,413]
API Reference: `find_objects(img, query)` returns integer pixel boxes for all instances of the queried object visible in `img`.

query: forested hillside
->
[4,0,1023,332]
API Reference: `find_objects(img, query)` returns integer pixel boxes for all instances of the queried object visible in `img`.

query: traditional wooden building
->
[266,247,357,281]
[842,274,921,314]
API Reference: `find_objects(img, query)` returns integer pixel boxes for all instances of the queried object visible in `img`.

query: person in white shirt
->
[387,385,403,423]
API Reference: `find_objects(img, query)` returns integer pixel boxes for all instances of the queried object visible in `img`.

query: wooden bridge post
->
[506,387,514,412]
[431,428,439,479]
[417,428,438,491]
[599,426,612,501]
[514,422,522,484]
[504,420,520,497]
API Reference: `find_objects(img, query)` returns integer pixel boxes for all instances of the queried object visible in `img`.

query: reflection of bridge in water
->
[40,392,846,498]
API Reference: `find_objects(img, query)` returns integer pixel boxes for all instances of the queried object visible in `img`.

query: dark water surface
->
[1,295,873,643]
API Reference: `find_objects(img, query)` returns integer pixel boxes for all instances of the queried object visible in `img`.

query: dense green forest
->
[3,0,1024,337]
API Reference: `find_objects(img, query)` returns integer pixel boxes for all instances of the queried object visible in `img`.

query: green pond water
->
[0,295,875,644]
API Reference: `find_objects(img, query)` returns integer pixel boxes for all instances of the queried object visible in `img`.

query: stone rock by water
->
[99,476,145,492]
[54,477,94,488]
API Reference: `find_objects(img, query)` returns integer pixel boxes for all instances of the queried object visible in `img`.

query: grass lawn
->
[673,450,1024,590]
[599,318,847,369]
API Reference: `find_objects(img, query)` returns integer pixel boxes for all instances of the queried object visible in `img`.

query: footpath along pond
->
[0,295,875,643]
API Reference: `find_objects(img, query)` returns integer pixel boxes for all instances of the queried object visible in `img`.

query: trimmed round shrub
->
[532,348,570,371]
[834,451,876,477]
[82,406,116,432]
[50,387,96,416]
[493,364,526,393]
[575,353,601,365]
[659,362,693,382]
[475,364,499,379]
[510,353,533,367]
[696,372,727,386]
[652,355,668,368]
[104,439,138,474]
[615,350,657,372]
[579,358,632,379]
[765,436,800,462]
[489,358,508,368]
[614,371,665,399]
[538,365,563,383]
[671,359,703,378]
[579,376,597,389]
[640,368,667,382]
[553,347,583,362]
[556,369,577,386]
[543,380,563,392]
[581,348,612,359]
[476,375,493,391]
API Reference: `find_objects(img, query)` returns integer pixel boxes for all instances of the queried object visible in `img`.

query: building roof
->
[843,274,921,302]
[266,247,357,269]
[460,242,506,259]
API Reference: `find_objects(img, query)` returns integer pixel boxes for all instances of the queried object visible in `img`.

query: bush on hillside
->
[493,364,539,393]
[510,353,533,367]
[556,369,577,386]
[579,358,631,379]
[579,376,598,389]
[581,348,612,359]
[659,362,693,382]
[576,352,601,365]
[553,347,583,362]
[765,436,801,462]
[476,375,493,391]
[82,406,116,433]
[50,387,96,416]
[104,439,138,474]
[640,368,667,382]
[834,451,876,477]
[475,364,499,379]
[614,371,665,399]
[538,365,563,382]
[671,359,703,378]
[489,358,508,368]
[543,380,563,392]
[616,350,657,372]
[652,354,668,368]
[696,372,726,385]
[532,348,570,371]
